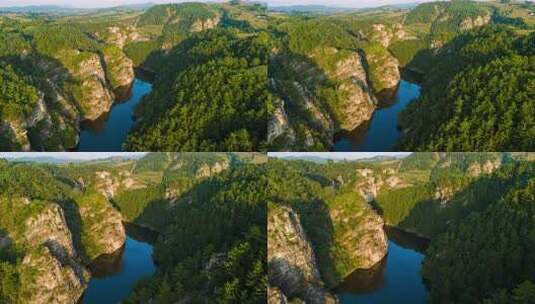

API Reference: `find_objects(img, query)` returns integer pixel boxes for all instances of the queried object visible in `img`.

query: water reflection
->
[82,224,157,304]
[333,80,421,151]
[336,226,429,303]
[76,78,152,152]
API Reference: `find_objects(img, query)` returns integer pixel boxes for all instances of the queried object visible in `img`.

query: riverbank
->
[333,79,421,151]
[335,225,429,303]
[81,223,158,304]
[75,78,152,151]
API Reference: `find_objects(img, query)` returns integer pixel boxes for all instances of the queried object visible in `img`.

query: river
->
[76,78,152,151]
[336,227,429,303]
[81,224,158,304]
[333,80,421,151]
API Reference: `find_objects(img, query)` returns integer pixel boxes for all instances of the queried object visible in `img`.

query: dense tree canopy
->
[423,170,535,303]
[398,27,535,151]
[125,30,269,151]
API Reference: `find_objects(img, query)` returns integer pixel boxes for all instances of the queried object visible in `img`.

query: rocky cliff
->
[0,40,135,151]
[268,204,337,303]
[328,51,377,131]
[1,195,127,304]
[269,35,402,150]
[17,203,90,304]
[102,46,135,100]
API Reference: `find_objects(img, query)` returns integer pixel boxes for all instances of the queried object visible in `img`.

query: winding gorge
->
[267,152,535,303]
[0,1,269,152]
[0,152,268,303]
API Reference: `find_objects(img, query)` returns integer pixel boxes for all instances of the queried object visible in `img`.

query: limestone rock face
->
[345,211,388,269]
[78,197,126,256]
[25,204,76,257]
[329,52,377,131]
[103,47,135,96]
[363,48,401,98]
[460,13,491,31]
[468,159,502,177]
[268,98,296,148]
[100,26,148,49]
[20,203,90,304]
[268,205,337,304]
[76,54,115,121]
[21,246,90,304]
[354,167,407,202]
[268,285,289,304]
[94,170,146,199]
[196,160,230,178]
[0,121,31,151]
[191,16,221,32]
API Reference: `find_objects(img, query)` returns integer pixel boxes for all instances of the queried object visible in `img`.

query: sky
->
[0,152,146,161]
[268,152,411,160]
[0,0,436,8]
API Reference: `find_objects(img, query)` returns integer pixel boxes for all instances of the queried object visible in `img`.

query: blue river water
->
[337,228,429,303]
[82,235,156,304]
[76,78,152,151]
[333,80,421,151]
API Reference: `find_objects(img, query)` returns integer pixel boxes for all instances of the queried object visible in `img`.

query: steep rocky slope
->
[0,164,128,303]
[267,159,389,302]
[268,19,403,150]
[268,204,337,303]
[0,25,136,151]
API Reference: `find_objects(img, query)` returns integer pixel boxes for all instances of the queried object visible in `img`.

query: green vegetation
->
[125,30,269,151]
[398,27,535,151]
[125,162,267,303]
[0,64,39,122]
[0,1,269,152]
[423,170,535,303]
[0,153,267,303]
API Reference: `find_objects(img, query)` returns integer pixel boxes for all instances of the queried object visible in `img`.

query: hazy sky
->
[0,152,146,161]
[268,152,411,160]
[0,0,434,8]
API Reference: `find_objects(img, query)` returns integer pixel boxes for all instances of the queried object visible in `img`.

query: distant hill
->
[0,3,154,14]
[0,5,80,14]
[274,154,407,163]
[268,5,357,13]
[0,154,144,164]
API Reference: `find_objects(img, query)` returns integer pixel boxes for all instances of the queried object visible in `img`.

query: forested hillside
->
[267,152,535,303]
[0,152,267,303]
[0,1,269,151]
[397,24,535,151]
[267,0,535,151]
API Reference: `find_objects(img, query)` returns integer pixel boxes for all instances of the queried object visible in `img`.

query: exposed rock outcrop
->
[21,246,90,304]
[468,159,502,177]
[460,13,491,31]
[75,53,115,121]
[328,51,377,131]
[78,196,126,257]
[24,204,76,257]
[102,46,135,99]
[196,159,230,178]
[268,285,289,304]
[20,203,90,304]
[268,98,296,149]
[268,205,337,304]
[191,15,221,32]
[363,46,401,100]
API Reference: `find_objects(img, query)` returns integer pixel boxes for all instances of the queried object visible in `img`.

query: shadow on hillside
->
[59,199,92,263]
[269,52,343,132]
[282,197,341,288]
[269,256,334,303]
[334,254,387,294]
[0,54,83,150]
[392,164,528,239]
